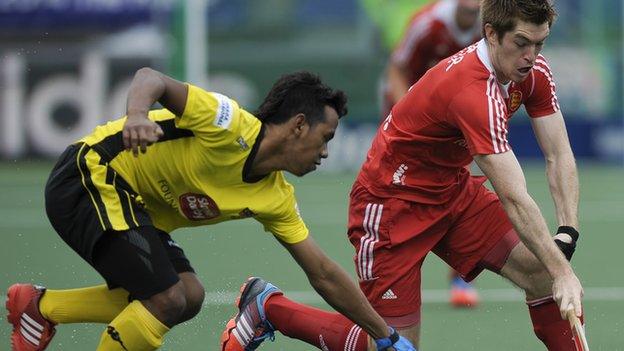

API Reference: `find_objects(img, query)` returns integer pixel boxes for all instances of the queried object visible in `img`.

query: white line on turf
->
[203,287,624,306]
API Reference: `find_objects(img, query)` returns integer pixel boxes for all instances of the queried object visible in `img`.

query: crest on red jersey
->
[509,91,523,112]
[179,193,221,220]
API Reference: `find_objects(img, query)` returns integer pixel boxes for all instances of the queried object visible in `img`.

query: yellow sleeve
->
[176,84,242,142]
[257,191,309,244]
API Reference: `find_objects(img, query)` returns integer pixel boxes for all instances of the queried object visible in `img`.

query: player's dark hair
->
[481,0,557,40]
[255,71,348,126]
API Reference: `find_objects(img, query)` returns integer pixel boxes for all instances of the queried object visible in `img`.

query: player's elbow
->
[135,66,156,76]
[134,67,163,82]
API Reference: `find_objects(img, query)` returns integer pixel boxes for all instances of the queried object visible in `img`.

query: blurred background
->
[1,0,622,350]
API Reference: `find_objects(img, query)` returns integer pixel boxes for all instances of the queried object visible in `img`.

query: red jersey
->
[359,39,560,204]
[392,0,482,85]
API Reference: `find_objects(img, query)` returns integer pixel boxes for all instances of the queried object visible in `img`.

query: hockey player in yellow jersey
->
[6,68,416,351]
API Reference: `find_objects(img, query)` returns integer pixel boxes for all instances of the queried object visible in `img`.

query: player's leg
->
[221,277,370,351]
[498,242,582,350]
[449,267,479,308]
[155,229,205,323]
[6,145,129,351]
[92,227,189,350]
[221,182,442,350]
[440,178,580,350]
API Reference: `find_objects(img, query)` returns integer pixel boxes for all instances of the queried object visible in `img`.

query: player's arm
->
[123,67,189,155]
[387,62,412,103]
[531,111,580,258]
[279,236,408,348]
[474,151,583,317]
[387,17,430,103]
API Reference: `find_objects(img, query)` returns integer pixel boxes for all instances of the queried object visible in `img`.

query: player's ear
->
[484,23,498,45]
[292,113,307,136]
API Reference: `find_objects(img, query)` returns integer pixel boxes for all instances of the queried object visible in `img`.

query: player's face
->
[456,0,480,30]
[289,106,339,177]
[489,20,550,83]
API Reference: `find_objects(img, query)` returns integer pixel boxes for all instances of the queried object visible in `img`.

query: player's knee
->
[148,284,188,325]
[182,281,205,321]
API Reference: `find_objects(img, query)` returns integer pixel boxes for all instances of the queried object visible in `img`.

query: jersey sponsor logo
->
[179,193,221,220]
[509,90,523,112]
[212,93,234,129]
[392,164,408,185]
[381,289,398,300]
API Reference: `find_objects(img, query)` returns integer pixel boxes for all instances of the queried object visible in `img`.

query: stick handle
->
[566,310,589,351]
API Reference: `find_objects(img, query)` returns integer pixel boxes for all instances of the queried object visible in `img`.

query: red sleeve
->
[448,79,511,155]
[391,15,433,69]
[524,55,560,118]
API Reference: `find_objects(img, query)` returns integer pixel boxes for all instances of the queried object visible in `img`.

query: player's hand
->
[552,271,584,319]
[122,115,164,156]
[375,328,417,351]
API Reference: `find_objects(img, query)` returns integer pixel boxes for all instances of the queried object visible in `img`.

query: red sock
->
[527,296,584,350]
[266,295,368,351]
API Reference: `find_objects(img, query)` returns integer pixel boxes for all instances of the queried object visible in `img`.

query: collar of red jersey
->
[476,39,511,97]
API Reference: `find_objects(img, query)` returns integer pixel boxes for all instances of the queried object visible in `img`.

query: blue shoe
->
[221,277,282,351]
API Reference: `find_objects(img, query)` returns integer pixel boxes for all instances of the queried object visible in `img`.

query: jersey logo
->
[445,43,477,71]
[213,93,234,129]
[392,164,408,186]
[382,113,392,131]
[237,136,249,151]
[382,289,398,300]
[509,90,523,112]
[179,193,221,220]
[454,138,468,149]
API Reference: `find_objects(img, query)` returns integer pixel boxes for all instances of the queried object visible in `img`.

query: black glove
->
[554,226,579,261]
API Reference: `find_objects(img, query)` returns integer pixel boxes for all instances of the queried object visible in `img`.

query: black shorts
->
[92,226,195,300]
[45,144,195,299]
[45,143,152,263]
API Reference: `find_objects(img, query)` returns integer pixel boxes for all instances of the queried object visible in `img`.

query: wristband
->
[554,226,579,261]
[375,327,400,350]
[556,226,579,242]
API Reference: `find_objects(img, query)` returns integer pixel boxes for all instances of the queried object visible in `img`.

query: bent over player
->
[6,69,415,351]
[222,1,585,350]
[350,0,584,348]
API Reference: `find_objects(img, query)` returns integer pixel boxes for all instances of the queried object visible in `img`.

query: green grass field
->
[1,161,622,350]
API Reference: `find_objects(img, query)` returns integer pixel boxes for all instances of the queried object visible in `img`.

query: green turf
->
[1,161,622,350]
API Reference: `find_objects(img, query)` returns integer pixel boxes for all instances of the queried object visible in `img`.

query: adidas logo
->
[382,289,397,300]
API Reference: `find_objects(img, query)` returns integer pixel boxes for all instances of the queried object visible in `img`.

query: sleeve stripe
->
[392,15,433,64]
[486,75,510,153]
[532,64,560,112]
[486,76,500,153]
[494,87,510,151]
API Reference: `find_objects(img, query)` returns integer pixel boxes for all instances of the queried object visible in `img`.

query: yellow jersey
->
[78,84,308,244]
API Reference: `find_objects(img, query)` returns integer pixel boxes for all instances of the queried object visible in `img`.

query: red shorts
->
[347,176,520,327]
